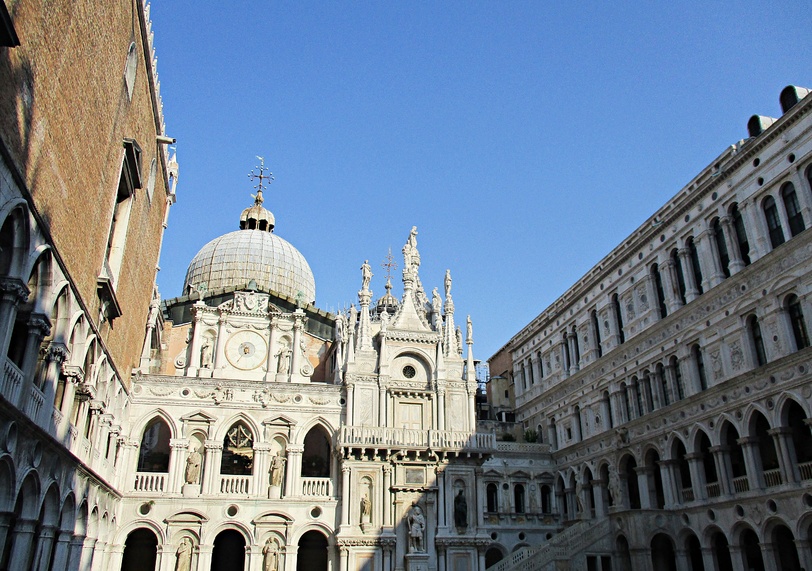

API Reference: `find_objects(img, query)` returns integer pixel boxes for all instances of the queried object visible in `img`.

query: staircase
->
[487,517,612,571]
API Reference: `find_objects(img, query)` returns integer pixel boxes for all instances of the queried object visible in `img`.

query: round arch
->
[215,412,262,443]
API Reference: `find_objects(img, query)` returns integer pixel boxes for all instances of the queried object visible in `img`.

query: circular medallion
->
[225,330,267,370]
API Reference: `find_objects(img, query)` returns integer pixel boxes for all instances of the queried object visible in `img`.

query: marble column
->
[678,247,699,303]
[658,460,678,508]
[737,437,765,490]
[660,259,682,314]
[382,466,392,528]
[341,466,351,527]
[685,453,706,501]
[709,445,732,496]
[768,427,797,484]
[0,278,28,371]
[285,445,303,498]
[202,440,223,495]
[720,215,745,274]
[186,302,206,376]
[695,228,724,290]
[167,438,188,493]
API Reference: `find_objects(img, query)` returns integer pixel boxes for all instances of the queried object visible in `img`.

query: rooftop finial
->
[381,247,398,292]
[248,155,274,205]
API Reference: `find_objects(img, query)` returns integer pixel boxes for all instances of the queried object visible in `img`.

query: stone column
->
[67,535,84,571]
[475,469,486,527]
[660,259,682,314]
[0,278,28,369]
[720,216,745,274]
[609,390,623,425]
[695,228,724,290]
[737,437,765,490]
[167,438,187,493]
[213,315,227,371]
[663,362,679,403]
[40,342,68,427]
[795,538,812,571]
[700,546,718,571]
[341,466,351,527]
[285,445,303,498]
[339,546,348,571]
[186,302,206,376]
[290,310,305,382]
[345,382,355,426]
[31,523,57,571]
[437,545,446,571]
[436,467,447,529]
[604,304,621,350]
[16,313,50,410]
[202,440,223,495]
[382,466,392,528]
[378,382,387,427]
[686,453,708,501]
[49,529,74,571]
[477,544,487,571]
[678,248,699,303]
[591,479,607,517]
[709,446,732,497]
[253,443,272,498]
[739,199,767,263]
[658,460,678,508]
[768,427,797,484]
[566,333,579,375]
[530,354,542,385]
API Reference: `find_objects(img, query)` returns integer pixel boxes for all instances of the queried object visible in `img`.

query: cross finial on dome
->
[248,155,274,205]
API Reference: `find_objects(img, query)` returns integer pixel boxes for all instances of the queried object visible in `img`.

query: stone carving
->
[276,347,291,374]
[466,315,472,343]
[431,288,442,331]
[212,385,233,404]
[454,490,467,528]
[262,538,279,571]
[711,350,723,380]
[456,326,463,355]
[361,260,372,291]
[200,338,213,369]
[730,340,743,370]
[335,312,346,343]
[444,269,452,298]
[175,537,192,571]
[185,447,202,484]
[269,452,286,488]
[360,494,372,523]
[407,504,426,553]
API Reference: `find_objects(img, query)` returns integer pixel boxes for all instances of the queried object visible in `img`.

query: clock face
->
[225,330,267,370]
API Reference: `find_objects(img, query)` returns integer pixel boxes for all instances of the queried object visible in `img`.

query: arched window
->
[562,332,571,372]
[671,249,687,305]
[711,218,730,278]
[687,237,704,295]
[603,390,614,429]
[526,359,534,386]
[514,484,526,514]
[537,351,544,380]
[692,344,707,391]
[540,485,551,513]
[302,426,331,477]
[786,294,810,350]
[137,418,171,473]
[764,196,786,248]
[730,204,751,265]
[221,422,254,476]
[548,418,558,450]
[621,383,632,422]
[612,294,625,344]
[591,310,602,358]
[746,314,767,367]
[656,363,669,407]
[571,327,580,365]
[632,376,644,417]
[781,182,805,237]
[486,483,498,512]
[651,264,667,318]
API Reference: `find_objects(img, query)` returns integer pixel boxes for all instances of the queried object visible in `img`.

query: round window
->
[403,365,416,379]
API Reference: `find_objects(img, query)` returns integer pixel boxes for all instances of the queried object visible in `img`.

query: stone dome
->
[183,190,315,303]
[184,230,316,303]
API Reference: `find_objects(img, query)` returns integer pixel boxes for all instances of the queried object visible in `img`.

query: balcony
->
[1,359,23,404]
[220,475,251,495]
[339,426,495,453]
[301,477,332,497]
[134,472,167,493]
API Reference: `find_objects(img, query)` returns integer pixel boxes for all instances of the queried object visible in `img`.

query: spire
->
[241,156,275,232]
[357,260,374,351]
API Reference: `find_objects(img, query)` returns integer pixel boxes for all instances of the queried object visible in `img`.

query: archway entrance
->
[485,547,504,568]
[650,534,677,571]
[297,530,328,571]
[121,528,158,571]
[211,530,245,571]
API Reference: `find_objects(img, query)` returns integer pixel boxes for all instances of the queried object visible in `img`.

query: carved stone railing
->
[799,461,812,481]
[220,475,251,495]
[495,441,552,454]
[134,472,167,492]
[488,517,611,571]
[706,482,721,498]
[763,469,782,487]
[681,487,695,502]
[1,359,23,405]
[301,477,333,497]
[732,475,749,493]
[24,385,45,424]
[340,426,495,452]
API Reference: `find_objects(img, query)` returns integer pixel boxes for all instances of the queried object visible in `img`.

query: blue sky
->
[149,2,811,363]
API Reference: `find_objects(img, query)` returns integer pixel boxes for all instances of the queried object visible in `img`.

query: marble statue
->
[456,326,463,355]
[361,260,372,290]
[262,538,279,571]
[466,315,472,342]
[335,312,346,343]
[454,490,467,528]
[269,452,286,488]
[432,288,442,328]
[360,493,372,523]
[408,505,426,553]
[276,347,291,374]
[184,448,201,484]
[200,339,213,369]
[444,269,452,297]
[175,537,192,571]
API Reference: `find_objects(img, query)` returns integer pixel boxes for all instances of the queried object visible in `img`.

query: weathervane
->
[248,156,274,205]
[381,248,397,289]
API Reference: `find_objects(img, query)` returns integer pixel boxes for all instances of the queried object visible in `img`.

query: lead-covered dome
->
[183,189,316,303]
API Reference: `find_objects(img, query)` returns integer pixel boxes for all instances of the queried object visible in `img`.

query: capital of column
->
[286,445,304,455]
[45,342,69,364]
[0,277,29,304]
[169,438,189,449]
[27,312,52,338]
[767,427,792,437]
[204,440,223,451]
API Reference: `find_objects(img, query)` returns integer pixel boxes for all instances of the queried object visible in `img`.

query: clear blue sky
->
[149,2,811,363]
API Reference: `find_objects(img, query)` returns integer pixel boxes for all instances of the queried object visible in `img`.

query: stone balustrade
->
[340,426,495,452]
[301,477,332,497]
[133,472,166,493]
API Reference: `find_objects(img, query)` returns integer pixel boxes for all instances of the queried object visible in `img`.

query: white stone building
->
[490,85,812,571]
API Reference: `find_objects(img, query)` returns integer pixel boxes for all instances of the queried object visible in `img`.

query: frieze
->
[384,331,441,344]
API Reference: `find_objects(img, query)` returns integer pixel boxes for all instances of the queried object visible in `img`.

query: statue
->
[335,312,346,343]
[454,490,468,528]
[466,315,472,342]
[444,269,452,298]
[269,452,286,488]
[262,538,279,571]
[184,447,201,484]
[349,305,357,332]
[403,226,420,270]
[408,505,426,553]
[456,326,463,355]
[360,493,372,523]
[276,347,291,374]
[175,537,192,571]
[432,288,442,324]
[361,260,372,290]
[575,480,584,513]
[380,310,389,332]
[200,338,213,369]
